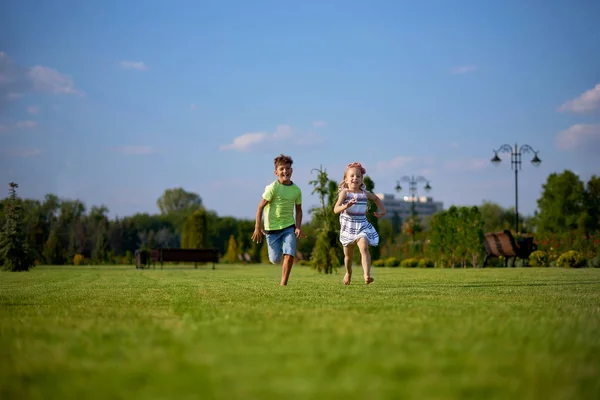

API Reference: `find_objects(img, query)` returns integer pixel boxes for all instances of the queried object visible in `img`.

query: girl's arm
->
[366,191,386,217]
[334,190,354,214]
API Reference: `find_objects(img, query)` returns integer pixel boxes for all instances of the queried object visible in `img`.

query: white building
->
[375,193,444,220]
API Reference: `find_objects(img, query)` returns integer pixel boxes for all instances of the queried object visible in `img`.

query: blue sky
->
[1,0,599,221]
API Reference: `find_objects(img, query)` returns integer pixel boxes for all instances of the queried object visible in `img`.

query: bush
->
[297,260,314,267]
[529,250,549,267]
[417,258,434,268]
[372,259,385,268]
[384,257,401,267]
[556,251,586,268]
[400,258,419,268]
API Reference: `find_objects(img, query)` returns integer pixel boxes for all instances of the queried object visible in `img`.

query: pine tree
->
[223,235,238,263]
[0,182,35,271]
[181,209,207,249]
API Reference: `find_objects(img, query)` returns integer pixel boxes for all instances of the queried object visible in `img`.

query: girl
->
[333,162,386,285]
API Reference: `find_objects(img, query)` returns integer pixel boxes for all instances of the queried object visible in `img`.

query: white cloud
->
[313,120,327,127]
[27,105,39,114]
[558,83,600,113]
[29,66,83,95]
[377,156,415,171]
[451,65,477,75]
[111,145,155,155]
[444,158,488,172]
[119,61,148,71]
[220,124,298,152]
[556,124,600,150]
[0,147,42,157]
[0,52,83,102]
[17,120,37,129]
[220,132,267,151]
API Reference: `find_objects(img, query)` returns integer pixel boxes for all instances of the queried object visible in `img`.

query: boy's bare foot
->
[365,276,374,284]
[343,272,352,285]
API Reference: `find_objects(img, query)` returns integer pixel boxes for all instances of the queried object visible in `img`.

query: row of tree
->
[1,170,599,271]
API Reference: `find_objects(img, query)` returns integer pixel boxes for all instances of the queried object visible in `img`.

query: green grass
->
[1,265,599,400]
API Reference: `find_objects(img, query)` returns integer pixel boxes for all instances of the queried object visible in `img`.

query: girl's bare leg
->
[342,244,355,285]
[357,238,374,284]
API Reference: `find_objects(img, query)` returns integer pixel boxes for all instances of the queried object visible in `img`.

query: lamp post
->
[395,175,431,244]
[491,144,542,234]
[395,175,432,217]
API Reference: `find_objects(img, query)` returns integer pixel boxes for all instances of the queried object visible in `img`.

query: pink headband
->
[347,162,366,175]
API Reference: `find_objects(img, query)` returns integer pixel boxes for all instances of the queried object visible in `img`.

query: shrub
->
[417,258,434,268]
[529,250,549,267]
[587,256,600,268]
[556,251,586,268]
[297,260,314,267]
[400,258,419,268]
[384,257,401,267]
[372,259,385,268]
[73,254,85,266]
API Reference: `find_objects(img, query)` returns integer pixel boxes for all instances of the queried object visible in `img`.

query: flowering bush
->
[556,250,586,268]
[373,259,385,268]
[528,250,549,267]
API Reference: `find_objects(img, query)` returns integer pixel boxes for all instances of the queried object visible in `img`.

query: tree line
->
[1,169,598,270]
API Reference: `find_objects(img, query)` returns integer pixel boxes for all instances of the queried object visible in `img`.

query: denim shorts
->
[265,225,296,264]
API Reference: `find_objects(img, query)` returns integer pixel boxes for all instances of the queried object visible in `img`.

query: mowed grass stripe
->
[1,266,599,400]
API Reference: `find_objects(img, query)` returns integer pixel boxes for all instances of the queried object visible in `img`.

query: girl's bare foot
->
[365,276,374,284]
[343,272,352,285]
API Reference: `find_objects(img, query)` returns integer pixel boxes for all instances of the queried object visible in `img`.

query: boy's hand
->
[251,228,264,243]
[295,228,305,239]
[374,210,386,218]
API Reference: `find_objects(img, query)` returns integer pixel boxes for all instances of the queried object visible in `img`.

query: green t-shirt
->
[262,180,302,231]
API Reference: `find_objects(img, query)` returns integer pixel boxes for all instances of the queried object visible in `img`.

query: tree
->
[308,166,340,273]
[0,182,35,271]
[157,188,203,215]
[583,175,600,233]
[363,176,381,261]
[535,170,586,234]
[181,209,208,249]
[479,200,516,233]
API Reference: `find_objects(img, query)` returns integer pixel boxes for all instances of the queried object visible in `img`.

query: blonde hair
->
[338,162,367,192]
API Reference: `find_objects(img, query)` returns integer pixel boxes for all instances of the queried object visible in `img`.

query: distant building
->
[375,193,444,221]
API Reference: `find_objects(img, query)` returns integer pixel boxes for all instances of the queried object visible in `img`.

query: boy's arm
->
[366,191,386,217]
[252,198,269,243]
[295,203,303,238]
[334,190,354,214]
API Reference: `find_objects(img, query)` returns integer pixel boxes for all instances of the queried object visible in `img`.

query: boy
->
[252,154,303,286]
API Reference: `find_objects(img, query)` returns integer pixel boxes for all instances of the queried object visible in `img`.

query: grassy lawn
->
[1,265,599,400]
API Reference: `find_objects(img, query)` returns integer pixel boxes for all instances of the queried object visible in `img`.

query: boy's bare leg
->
[343,245,354,285]
[357,238,374,284]
[280,254,294,286]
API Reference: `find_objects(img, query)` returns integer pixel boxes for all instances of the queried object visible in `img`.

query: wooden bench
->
[135,248,220,269]
[482,230,537,267]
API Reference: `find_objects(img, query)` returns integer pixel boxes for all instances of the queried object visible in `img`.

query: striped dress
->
[339,190,380,247]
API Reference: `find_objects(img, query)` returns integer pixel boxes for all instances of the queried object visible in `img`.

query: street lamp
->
[395,175,432,217]
[491,143,542,234]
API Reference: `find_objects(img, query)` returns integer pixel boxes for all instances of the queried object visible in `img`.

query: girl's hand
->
[345,198,357,209]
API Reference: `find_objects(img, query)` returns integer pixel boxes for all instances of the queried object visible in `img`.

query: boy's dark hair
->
[274,154,293,168]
